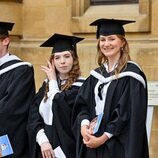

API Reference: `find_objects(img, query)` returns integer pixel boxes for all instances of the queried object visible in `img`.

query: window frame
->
[0,0,22,3]
[91,0,138,5]
[71,0,150,34]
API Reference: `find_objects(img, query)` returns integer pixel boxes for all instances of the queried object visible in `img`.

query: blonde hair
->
[97,35,131,75]
[44,50,81,101]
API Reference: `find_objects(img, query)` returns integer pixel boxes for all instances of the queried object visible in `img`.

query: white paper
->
[147,81,158,106]
[54,146,66,158]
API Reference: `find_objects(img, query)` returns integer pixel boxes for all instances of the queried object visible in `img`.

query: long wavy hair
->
[97,35,131,75]
[44,50,81,101]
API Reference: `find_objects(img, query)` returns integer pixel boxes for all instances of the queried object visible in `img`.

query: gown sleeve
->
[72,76,97,128]
[104,75,148,158]
[27,82,45,134]
[127,77,148,158]
[27,82,45,158]
[105,76,147,137]
[71,76,97,157]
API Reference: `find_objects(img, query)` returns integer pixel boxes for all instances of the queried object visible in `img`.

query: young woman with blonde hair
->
[72,18,149,158]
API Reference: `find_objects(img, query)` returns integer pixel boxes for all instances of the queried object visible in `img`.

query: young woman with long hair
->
[27,33,85,158]
[72,18,149,158]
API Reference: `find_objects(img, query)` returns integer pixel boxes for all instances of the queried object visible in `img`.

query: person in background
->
[27,33,85,158]
[0,21,35,157]
[72,18,149,158]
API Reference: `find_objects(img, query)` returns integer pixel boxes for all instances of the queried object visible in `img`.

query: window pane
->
[91,0,138,5]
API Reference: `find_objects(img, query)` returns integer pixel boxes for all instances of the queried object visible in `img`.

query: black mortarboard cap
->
[90,18,135,38]
[40,33,84,54]
[0,21,14,36]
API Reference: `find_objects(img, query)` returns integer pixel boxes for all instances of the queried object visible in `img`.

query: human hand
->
[88,118,96,135]
[81,125,91,142]
[83,133,109,148]
[40,142,56,158]
[41,60,56,81]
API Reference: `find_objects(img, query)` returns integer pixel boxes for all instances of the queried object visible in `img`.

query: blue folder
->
[93,112,104,134]
[0,135,13,157]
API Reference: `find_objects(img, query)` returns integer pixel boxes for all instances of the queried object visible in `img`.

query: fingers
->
[41,65,51,73]
[47,60,53,69]
[83,138,93,148]
[47,60,55,70]
[41,65,56,80]
[41,65,49,71]
[83,135,96,148]
[41,142,56,158]
[41,148,55,158]
[83,134,91,144]
[41,60,53,71]
[81,125,89,140]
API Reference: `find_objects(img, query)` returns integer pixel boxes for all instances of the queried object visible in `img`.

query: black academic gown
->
[0,59,35,157]
[72,61,149,158]
[27,78,85,158]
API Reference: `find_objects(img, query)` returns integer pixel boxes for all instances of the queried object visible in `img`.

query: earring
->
[121,47,124,52]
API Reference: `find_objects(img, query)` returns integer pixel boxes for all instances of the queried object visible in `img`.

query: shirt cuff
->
[81,119,90,127]
[49,80,59,90]
[104,132,113,139]
[48,80,60,100]
[36,129,49,146]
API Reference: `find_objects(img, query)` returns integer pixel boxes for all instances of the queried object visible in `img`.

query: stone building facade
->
[0,0,157,157]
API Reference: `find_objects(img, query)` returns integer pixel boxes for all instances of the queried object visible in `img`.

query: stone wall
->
[0,0,158,157]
